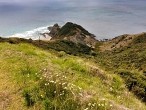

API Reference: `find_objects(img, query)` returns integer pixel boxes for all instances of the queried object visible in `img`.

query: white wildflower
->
[92,103,96,107]
[84,108,88,110]
[27,74,30,77]
[62,83,66,85]
[64,87,67,89]
[88,103,91,106]
[110,87,113,91]
[41,95,43,97]
[79,93,83,97]
[78,87,82,90]
[110,104,113,107]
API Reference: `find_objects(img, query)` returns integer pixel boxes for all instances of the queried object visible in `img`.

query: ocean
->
[0,0,146,39]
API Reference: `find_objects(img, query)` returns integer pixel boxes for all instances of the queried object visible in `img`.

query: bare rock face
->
[49,22,97,48]
[48,23,60,37]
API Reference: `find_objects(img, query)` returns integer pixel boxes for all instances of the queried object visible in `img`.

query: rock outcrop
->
[49,22,97,48]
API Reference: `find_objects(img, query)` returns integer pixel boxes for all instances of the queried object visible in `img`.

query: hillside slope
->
[0,42,146,110]
[95,32,146,103]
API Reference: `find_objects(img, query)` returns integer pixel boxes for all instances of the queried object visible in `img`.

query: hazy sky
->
[0,0,146,39]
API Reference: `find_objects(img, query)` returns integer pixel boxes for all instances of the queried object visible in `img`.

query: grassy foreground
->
[0,42,146,110]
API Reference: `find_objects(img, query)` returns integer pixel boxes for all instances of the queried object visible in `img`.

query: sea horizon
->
[0,0,146,39]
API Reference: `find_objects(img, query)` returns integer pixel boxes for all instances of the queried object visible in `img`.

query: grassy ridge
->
[0,37,93,55]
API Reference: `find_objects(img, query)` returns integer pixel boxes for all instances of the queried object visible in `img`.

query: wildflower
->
[98,104,101,106]
[50,81,54,83]
[40,77,42,80]
[110,104,113,107]
[84,108,88,110]
[118,96,120,98]
[60,94,62,96]
[40,95,43,98]
[27,74,30,77]
[62,83,66,85]
[110,87,113,91]
[88,103,91,106]
[101,98,105,101]
[92,103,96,107]
[64,87,67,89]
[79,93,83,97]
[35,73,38,75]
[54,91,56,94]
[45,83,47,86]
[62,76,67,79]
[101,104,104,106]
[78,87,82,90]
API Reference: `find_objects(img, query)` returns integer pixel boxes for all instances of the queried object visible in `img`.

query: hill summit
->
[48,22,97,48]
[100,32,146,51]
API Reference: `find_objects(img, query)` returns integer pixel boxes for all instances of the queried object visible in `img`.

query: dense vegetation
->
[47,40,92,55]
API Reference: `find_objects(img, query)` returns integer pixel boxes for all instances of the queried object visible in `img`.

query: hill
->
[100,32,146,51]
[49,22,97,48]
[0,42,146,110]
[94,32,146,103]
[0,23,146,110]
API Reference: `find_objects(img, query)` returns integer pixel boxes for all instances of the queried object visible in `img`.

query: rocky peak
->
[49,22,97,48]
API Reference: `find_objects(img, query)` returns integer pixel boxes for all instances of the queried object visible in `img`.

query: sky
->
[0,0,146,39]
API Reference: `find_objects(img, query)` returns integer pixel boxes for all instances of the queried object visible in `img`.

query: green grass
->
[0,42,146,110]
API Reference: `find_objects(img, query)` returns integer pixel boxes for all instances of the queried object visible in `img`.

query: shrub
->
[118,70,146,102]
[8,38,19,44]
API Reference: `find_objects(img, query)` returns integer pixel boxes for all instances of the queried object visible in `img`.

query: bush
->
[8,38,19,44]
[118,70,146,102]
